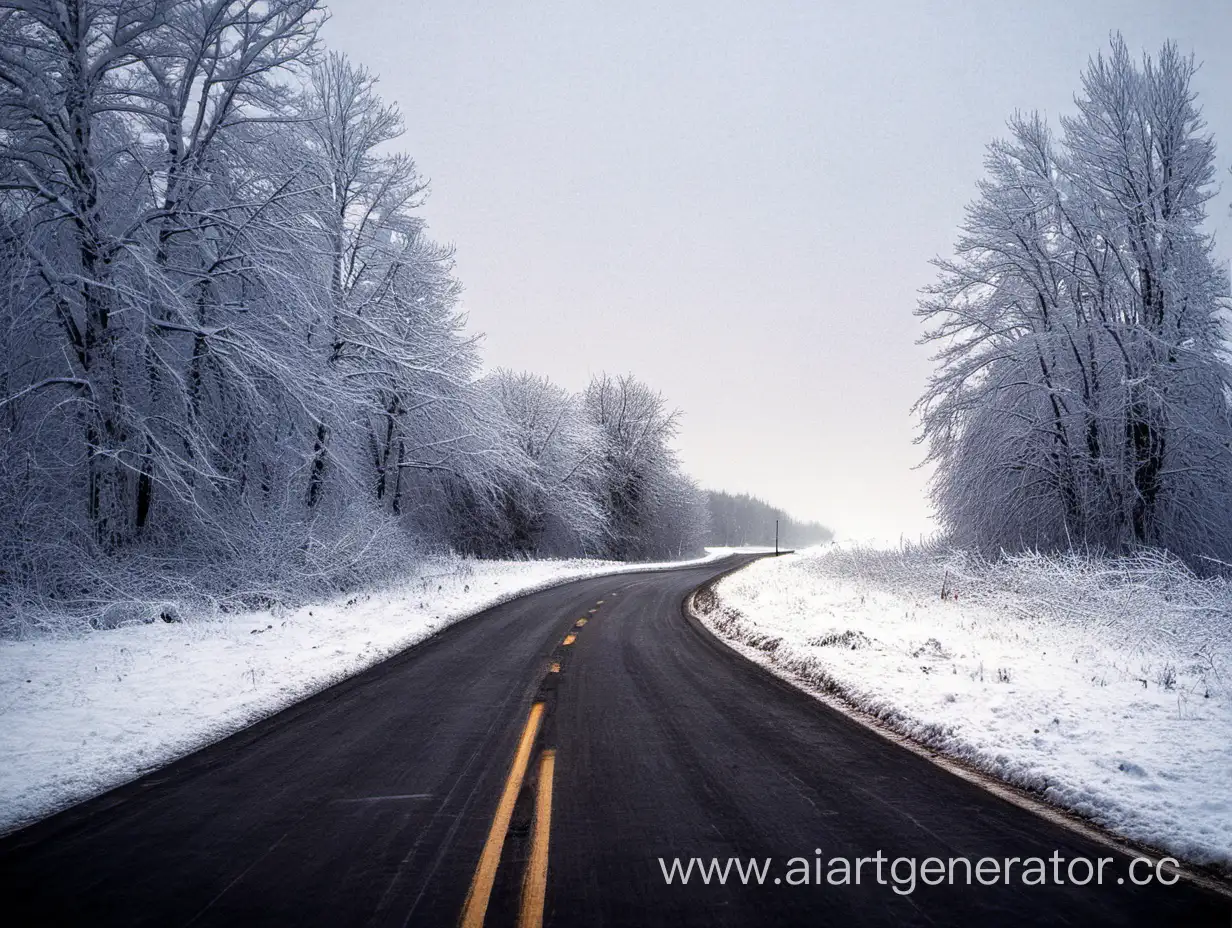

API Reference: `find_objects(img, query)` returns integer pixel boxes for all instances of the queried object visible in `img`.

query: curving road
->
[1,554,1227,926]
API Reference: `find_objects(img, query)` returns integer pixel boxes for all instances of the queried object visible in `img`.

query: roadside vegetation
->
[703,34,1232,873]
[703,544,1232,871]
[0,2,711,636]
[916,35,1231,565]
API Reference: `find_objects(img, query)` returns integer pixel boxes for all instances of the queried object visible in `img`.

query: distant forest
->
[706,492,833,549]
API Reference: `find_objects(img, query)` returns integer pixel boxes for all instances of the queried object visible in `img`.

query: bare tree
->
[585,373,705,559]
[129,0,323,523]
[0,3,711,630]
[0,0,173,549]
[482,370,604,554]
[917,36,1232,563]
[298,52,474,513]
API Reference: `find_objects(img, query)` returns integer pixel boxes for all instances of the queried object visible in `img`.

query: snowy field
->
[0,551,725,834]
[702,545,1232,871]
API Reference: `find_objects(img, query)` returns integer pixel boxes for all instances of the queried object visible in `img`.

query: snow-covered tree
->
[481,370,605,554]
[0,2,712,627]
[298,52,474,513]
[0,0,176,551]
[917,36,1232,562]
[0,0,329,554]
[585,373,708,559]
[706,491,832,548]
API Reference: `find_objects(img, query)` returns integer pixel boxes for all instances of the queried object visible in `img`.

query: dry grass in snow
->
[701,545,1232,871]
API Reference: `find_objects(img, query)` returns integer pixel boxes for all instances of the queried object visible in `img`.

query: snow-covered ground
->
[701,545,1232,871]
[0,551,725,834]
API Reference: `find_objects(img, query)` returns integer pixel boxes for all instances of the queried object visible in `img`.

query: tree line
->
[918,36,1232,566]
[705,491,833,549]
[0,0,708,617]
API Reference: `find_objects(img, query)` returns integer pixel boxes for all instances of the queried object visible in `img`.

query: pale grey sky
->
[321,0,1232,541]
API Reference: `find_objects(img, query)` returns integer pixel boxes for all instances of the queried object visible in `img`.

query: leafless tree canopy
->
[917,36,1232,564]
[0,1,707,627]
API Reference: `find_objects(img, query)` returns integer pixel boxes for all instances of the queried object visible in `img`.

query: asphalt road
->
[1,554,1228,926]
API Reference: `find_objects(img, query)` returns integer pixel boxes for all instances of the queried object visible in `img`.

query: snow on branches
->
[917,35,1232,564]
[0,1,708,627]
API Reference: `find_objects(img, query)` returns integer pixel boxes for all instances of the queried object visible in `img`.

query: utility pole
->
[775,519,779,556]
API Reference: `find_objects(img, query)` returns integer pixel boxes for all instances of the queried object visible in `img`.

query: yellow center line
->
[517,749,556,928]
[561,634,577,646]
[459,702,545,928]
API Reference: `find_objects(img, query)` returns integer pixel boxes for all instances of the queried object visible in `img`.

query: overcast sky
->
[321,0,1232,541]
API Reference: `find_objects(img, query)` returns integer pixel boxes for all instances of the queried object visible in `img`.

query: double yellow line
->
[459,702,555,928]
[520,749,556,928]
[461,604,603,927]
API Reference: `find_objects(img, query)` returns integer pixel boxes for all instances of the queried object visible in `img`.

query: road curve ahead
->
[1,554,1228,927]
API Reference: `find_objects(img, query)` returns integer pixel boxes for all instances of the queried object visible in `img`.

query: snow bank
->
[701,545,1232,870]
[0,550,724,834]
